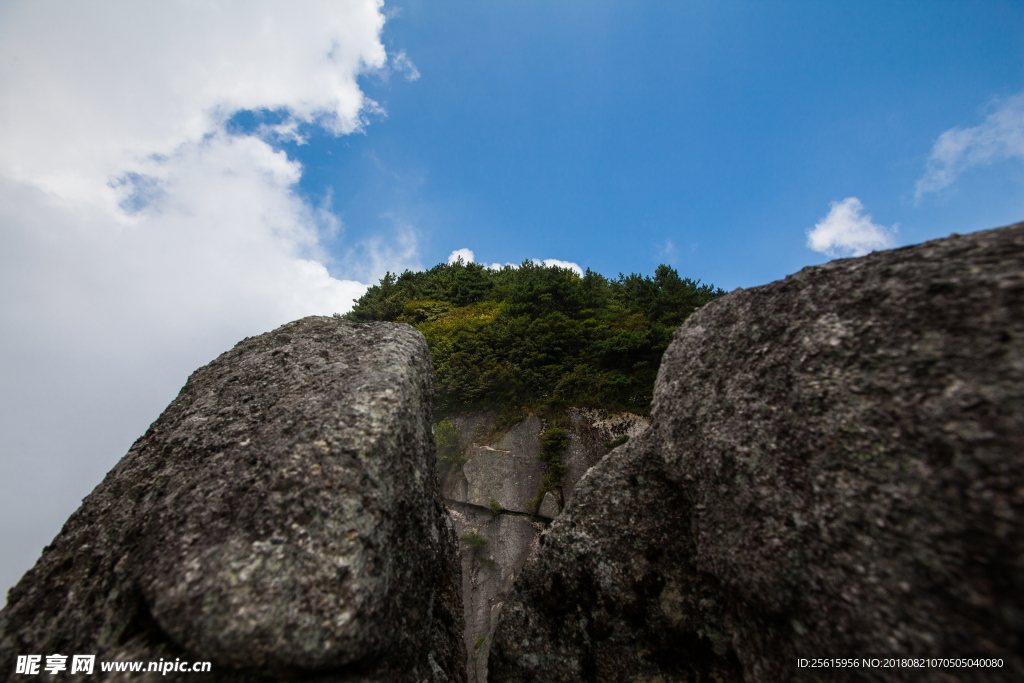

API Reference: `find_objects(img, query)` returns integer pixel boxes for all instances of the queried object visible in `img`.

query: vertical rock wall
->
[447,503,544,683]
[439,409,651,683]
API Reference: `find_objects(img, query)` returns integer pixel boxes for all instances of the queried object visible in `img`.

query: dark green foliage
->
[346,258,493,322]
[528,424,571,512]
[434,418,460,462]
[540,427,569,483]
[460,531,486,550]
[344,271,406,322]
[345,260,725,416]
[604,435,630,450]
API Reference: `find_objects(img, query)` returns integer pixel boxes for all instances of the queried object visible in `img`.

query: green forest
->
[344,259,725,420]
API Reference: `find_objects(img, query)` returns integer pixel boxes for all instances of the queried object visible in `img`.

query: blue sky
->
[0,0,1021,599]
[281,0,1021,288]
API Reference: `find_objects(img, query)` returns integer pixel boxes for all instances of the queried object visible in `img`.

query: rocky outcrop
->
[447,503,545,683]
[442,410,651,520]
[490,223,1024,682]
[0,317,465,683]
[536,492,560,519]
[440,409,647,682]
[562,408,650,504]
[439,413,548,683]
[461,416,547,516]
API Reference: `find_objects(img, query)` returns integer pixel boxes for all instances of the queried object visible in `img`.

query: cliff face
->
[438,409,650,683]
[0,318,465,683]
[489,223,1024,682]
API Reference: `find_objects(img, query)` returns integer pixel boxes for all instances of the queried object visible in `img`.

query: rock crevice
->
[5,222,1022,683]
[489,223,1024,682]
[440,408,651,682]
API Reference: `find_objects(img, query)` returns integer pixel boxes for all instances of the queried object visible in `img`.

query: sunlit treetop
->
[346,260,725,417]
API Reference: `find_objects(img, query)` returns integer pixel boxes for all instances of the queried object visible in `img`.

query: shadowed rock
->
[561,408,650,504]
[0,317,465,683]
[489,223,1024,682]
[463,417,547,515]
[447,503,543,683]
[439,409,645,682]
[536,491,560,520]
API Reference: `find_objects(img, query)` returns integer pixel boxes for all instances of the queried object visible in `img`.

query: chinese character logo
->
[71,655,96,674]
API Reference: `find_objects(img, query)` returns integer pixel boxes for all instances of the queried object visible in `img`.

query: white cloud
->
[0,0,389,204]
[807,197,898,258]
[391,50,421,82]
[449,254,580,274]
[915,92,1024,200]
[344,216,423,283]
[0,0,401,598]
[448,248,476,264]
[540,258,584,276]
[659,239,677,260]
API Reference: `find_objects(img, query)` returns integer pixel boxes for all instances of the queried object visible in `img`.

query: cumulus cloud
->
[0,1,388,203]
[539,258,584,276]
[915,92,1024,200]
[0,0,401,597]
[448,248,476,264]
[807,197,898,258]
[446,251,581,274]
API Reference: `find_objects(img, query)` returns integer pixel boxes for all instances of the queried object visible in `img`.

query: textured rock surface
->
[0,317,465,683]
[439,410,639,682]
[490,223,1024,682]
[536,491,561,520]
[447,504,544,683]
[450,411,500,452]
[491,430,741,682]
[439,413,547,683]
[562,408,651,503]
[462,417,546,515]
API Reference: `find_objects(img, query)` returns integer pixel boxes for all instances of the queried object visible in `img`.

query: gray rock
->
[463,417,546,515]
[439,411,501,504]
[490,431,732,682]
[493,415,543,458]
[562,408,650,504]
[490,223,1024,682]
[438,413,547,683]
[451,410,499,452]
[448,504,543,683]
[441,409,652,681]
[536,491,560,520]
[442,466,470,504]
[0,317,465,683]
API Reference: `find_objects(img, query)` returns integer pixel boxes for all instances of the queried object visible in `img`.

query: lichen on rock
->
[489,222,1024,682]
[0,317,466,683]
